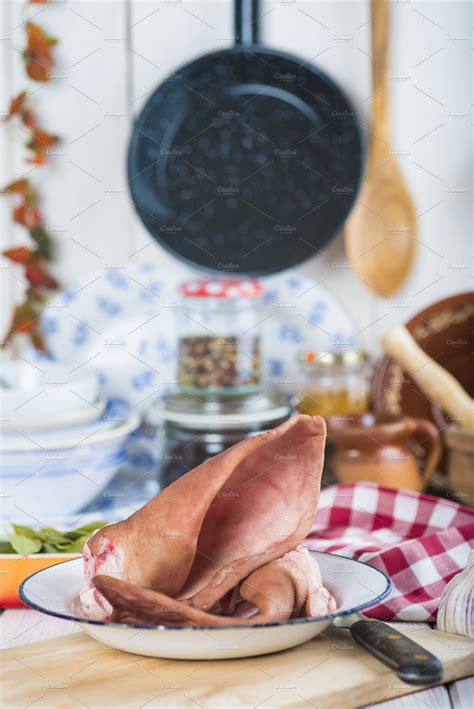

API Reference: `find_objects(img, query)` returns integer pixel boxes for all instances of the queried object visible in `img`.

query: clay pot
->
[327,413,441,491]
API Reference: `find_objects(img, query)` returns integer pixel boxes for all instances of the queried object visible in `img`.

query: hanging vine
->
[2,10,60,351]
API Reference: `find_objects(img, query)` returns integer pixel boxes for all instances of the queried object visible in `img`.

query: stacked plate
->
[0,360,139,524]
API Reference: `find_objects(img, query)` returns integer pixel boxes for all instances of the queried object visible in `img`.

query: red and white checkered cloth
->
[304,482,474,622]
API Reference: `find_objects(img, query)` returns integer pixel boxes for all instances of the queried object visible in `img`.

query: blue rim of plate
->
[19,552,392,632]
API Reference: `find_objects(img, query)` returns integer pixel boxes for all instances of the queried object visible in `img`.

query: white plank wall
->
[0,0,472,347]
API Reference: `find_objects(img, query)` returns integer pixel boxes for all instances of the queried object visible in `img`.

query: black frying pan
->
[128,0,363,275]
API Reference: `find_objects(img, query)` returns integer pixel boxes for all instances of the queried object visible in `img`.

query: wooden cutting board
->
[2,626,473,708]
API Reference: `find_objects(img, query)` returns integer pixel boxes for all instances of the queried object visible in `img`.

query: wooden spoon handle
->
[370,0,391,157]
[381,325,474,431]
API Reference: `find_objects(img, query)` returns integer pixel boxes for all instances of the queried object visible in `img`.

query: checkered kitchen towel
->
[304,482,474,622]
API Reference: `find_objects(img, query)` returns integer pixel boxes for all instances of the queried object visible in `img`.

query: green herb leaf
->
[11,524,42,540]
[0,521,108,554]
[39,527,62,538]
[8,534,42,555]
[61,530,82,540]
[41,544,61,554]
[56,541,84,553]
[73,521,108,534]
[41,533,71,546]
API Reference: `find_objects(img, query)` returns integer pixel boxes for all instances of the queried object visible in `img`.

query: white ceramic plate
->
[0,361,100,431]
[0,410,140,453]
[20,553,391,660]
[40,264,357,410]
[0,394,106,434]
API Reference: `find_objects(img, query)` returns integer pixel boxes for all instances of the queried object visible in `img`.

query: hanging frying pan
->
[128,0,363,275]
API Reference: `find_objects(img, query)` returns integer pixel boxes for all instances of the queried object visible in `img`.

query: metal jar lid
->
[299,350,370,368]
[180,276,263,300]
[148,389,290,431]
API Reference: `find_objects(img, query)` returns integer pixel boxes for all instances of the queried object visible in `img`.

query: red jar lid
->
[179,277,263,299]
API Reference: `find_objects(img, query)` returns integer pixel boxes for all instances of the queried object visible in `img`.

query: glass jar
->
[145,389,291,489]
[297,350,373,417]
[178,277,264,395]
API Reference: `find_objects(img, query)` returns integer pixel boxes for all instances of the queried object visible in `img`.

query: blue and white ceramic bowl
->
[1,414,140,523]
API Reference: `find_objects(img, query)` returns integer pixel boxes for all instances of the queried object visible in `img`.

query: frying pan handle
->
[235,0,259,45]
[350,619,443,686]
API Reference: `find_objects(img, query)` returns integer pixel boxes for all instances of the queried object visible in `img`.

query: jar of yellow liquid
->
[297,351,373,417]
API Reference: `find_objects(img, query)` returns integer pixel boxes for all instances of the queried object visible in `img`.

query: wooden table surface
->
[1,610,472,708]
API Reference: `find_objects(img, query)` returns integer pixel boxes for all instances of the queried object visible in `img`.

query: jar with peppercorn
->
[178,277,265,396]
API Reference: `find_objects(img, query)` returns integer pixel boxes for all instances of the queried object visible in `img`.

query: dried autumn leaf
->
[25,260,59,290]
[2,298,41,341]
[6,91,28,119]
[2,290,48,351]
[24,185,39,206]
[30,225,54,260]
[24,22,57,82]
[1,281,54,351]
[2,178,29,195]
[25,57,50,83]
[3,246,34,264]
[6,95,49,166]
[22,108,37,130]
[26,128,59,163]
[13,203,41,229]
[26,151,47,166]
[3,46,60,353]
[30,329,47,352]
[29,129,59,150]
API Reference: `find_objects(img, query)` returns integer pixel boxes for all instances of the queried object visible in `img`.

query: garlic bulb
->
[437,549,474,638]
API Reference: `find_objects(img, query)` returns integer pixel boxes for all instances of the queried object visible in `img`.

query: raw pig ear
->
[183,415,326,610]
[92,568,294,627]
[93,546,335,627]
[85,425,284,596]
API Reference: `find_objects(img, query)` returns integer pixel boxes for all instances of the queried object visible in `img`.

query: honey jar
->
[297,350,373,417]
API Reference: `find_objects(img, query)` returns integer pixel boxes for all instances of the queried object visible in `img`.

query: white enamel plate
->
[20,552,391,660]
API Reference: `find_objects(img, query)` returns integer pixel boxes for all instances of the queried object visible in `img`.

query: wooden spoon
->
[382,325,474,431]
[345,0,416,297]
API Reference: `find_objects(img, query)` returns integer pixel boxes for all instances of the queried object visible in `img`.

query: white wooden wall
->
[1,0,472,349]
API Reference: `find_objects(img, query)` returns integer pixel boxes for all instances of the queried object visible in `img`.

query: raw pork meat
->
[81,415,336,624]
